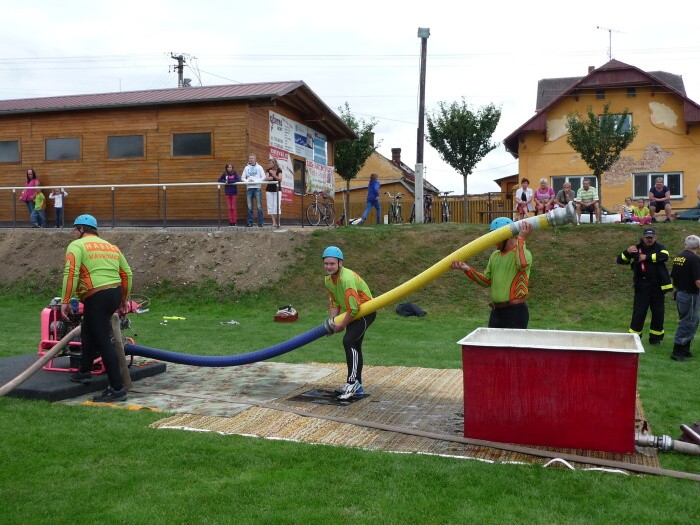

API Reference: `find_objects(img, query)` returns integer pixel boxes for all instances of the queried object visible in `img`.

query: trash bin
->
[457,328,644,454]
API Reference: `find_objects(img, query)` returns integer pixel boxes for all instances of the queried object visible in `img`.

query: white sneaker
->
[334,382,352,395]
[338,381,364,400]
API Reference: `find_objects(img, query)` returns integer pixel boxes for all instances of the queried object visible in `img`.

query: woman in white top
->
[515,178,533,219]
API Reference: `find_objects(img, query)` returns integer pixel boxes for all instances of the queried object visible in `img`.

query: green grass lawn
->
[1,223,699,524]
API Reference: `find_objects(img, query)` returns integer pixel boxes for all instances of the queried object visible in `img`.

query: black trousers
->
[488,302,529,329]
[80,287,123,390]
[630,284,665,341]
[342,312,376,384]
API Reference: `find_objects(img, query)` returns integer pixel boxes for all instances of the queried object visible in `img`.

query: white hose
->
[0,325,81,397]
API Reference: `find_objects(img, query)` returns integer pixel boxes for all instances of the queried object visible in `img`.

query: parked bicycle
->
[409,193,434,224]
[439,191,453,223]
[305,191,335,226]
[385,192,404,224]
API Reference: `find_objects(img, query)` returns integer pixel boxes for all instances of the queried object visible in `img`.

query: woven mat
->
[149,363,660,469]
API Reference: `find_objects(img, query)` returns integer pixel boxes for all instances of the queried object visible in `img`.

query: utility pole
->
[171,53,186,88]
[415,27,430,224]
[596,26,622,61]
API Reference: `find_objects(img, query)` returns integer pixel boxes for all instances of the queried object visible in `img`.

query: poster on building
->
[269,146,294,204]
[306,160,335,197]
[270,110,327,164]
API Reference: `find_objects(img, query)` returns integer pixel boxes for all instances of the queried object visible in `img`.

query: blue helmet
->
[489,217,513,231]
[322,246,344,260]
[74,214,98,229]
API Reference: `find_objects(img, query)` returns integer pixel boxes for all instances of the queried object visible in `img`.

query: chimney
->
[588,66,595,74]
[391,148,402,165]
[369,132,375,147]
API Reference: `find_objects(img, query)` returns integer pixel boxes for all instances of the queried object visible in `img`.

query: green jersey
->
[62,233,132,302]
[324,266,372,318]
[465,238,532,303]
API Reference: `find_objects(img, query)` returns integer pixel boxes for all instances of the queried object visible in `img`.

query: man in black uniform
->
[617,228,673,345]
[670,235,700,362]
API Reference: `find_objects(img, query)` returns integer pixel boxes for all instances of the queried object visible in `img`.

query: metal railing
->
[0,181,280,228]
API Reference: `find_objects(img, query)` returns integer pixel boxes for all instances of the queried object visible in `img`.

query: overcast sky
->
[2,0,699,194]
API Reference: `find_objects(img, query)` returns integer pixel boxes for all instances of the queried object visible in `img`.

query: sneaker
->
[671,355,687,362]
[664,218,671,223]
[649,339,663,346]
[334,382,352,395]
[70,371,93,383]
[338,381,364,400]
[92,387,127,403]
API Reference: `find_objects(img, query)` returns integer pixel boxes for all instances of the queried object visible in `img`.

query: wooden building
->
[0,82,355,225]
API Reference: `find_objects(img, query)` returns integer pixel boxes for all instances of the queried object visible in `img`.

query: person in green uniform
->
[451,217,533,328]
[323,246,376,400]
[61,214,133,402]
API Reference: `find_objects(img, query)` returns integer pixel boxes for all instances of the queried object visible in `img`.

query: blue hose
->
[125,323,329,367]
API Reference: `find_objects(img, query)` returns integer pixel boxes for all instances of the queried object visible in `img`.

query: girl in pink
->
[19,168,41,226]
[534,178,555,214]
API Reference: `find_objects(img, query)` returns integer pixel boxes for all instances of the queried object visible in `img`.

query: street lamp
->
[415,27,430,223]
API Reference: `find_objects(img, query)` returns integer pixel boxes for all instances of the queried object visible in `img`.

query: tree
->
[426,99,501,221]
[334,103,378,224]
[566,101,638,207]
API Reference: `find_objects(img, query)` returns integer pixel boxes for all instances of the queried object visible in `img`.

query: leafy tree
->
[334,103,378,224]
[426,99,501,221]
[566,101,638,206]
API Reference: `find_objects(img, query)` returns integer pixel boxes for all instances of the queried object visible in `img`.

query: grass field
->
[1,222,699,524]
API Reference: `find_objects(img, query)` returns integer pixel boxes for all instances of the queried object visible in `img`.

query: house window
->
[108,135,144,159]
[172,133,211,156]
[598,113,632,133]
[46,138,80,161]
[551,175,597,195]
[627,88,636,98]
[0,140,20,162]
[633,172,682,200]
[596,90,605,100]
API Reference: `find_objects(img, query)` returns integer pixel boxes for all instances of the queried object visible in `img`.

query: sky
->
[2,0,700,194]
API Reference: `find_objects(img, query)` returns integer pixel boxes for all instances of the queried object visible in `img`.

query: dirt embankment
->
[0,228,312,291]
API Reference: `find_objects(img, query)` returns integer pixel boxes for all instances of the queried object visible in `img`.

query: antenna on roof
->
[596,26,623,61]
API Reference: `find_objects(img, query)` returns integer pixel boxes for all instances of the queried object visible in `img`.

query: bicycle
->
[385,192,403,224]
[305,191,335,226]
[439,191,453,223]
[409,193,433,223]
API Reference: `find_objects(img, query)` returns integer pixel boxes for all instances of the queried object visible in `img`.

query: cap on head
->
[490,217,513,231]
[322,246,344,260]
[73,214,97,229]
[643,228,656,238]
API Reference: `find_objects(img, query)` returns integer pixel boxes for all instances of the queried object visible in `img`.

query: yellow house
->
[504,60,700,214]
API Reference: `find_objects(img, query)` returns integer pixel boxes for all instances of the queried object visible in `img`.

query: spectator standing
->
[322,246,376,401]
[575,178,601,223]
[669,235,700,362]
[534,178,555,215]
[514,178,533,219]
[32,190,46,228]
[242,154,265,227]
[451,218,533,329]
[61,214,133,402]
[554,182,575,209]
[265,158,283,227]
[648,177,673,222]
[360,173,381,224]
[19,168,40,226]
[616,228,673,345]
[218,164,240,226]
[49,188,68,228]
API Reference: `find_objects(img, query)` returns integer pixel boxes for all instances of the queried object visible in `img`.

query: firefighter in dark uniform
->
[617,228,673,345]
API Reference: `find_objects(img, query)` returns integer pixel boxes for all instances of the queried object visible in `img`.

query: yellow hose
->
[332,203,576,324]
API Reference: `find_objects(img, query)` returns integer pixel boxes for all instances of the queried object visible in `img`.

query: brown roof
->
[506,60,700,156]
[0,81,356,140]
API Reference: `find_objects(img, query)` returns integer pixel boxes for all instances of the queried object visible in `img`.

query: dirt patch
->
[0,227,313,291]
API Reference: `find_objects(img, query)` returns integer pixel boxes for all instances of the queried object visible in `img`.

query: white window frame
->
[633,172,683,200]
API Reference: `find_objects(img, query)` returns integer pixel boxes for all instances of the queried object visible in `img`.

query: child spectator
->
[32,191,46,228]
[48,188,68,228]
[621,197,634,223]
[632,198,652,225]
